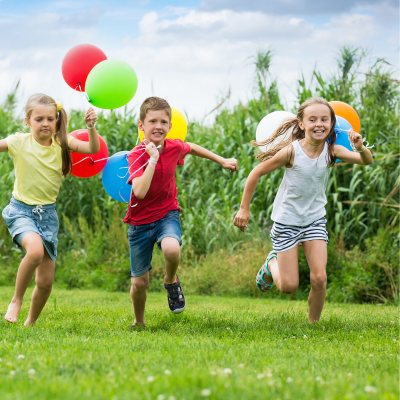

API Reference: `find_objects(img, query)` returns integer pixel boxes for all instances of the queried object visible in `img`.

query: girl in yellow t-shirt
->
[0,93,100,326]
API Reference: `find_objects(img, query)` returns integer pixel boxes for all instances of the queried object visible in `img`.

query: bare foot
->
[4,301,22,323]
[24,319,35,327]
[260,273,273,292]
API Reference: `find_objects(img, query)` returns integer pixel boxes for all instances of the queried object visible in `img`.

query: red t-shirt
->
[123,139,191,225]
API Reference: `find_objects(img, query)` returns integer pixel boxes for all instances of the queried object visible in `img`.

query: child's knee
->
[162,241,180,261]
[36,276,53,292]
[280,279,298,294]
[131,276,148,292]
[310,272,327,290]
[27,247,44,265]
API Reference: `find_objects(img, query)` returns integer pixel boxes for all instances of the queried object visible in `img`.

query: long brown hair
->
[252,97,337,166]
[25,94,72,177]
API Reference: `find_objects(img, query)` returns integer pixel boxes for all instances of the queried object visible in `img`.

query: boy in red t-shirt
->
[124,97,238,327]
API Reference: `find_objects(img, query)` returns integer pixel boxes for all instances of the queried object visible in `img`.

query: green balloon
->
[85,60,138,109]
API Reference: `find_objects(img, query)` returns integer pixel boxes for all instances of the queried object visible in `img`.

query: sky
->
[0,0,398,122]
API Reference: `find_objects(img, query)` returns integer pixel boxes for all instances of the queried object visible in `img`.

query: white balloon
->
[255,111,296,153]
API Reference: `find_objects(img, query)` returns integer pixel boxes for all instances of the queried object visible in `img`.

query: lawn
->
[0,287,398,400]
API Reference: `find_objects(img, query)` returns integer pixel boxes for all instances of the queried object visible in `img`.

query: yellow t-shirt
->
[6,132,73,205]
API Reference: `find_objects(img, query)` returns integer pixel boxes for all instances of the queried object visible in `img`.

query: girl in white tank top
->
[233,97,373,323]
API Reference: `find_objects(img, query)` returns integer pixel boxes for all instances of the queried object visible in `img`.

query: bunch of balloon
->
[330,101,360,133]
[62,44,138,110]
[62,44,107,92]
[330,101,361,162]
[70,130,109,178]
[102,152,132,202]
[139,107,187,142]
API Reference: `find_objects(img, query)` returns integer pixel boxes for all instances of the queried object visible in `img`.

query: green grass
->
[0,287,398,400]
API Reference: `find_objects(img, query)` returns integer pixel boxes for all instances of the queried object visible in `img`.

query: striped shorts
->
[270,217,329,253]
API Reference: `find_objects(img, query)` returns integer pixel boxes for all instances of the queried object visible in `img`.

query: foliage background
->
[0,48,398,303]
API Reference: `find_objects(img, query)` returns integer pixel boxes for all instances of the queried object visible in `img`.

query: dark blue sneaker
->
[164,276,185,314]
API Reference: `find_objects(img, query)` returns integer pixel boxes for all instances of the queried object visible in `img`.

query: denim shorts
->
[128,209,182,277]
[2,196,59,263]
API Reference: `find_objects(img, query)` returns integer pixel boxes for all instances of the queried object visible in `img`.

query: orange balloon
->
[329,101,361,133]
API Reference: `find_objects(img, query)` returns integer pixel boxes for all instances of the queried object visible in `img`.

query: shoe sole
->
[171,306,185,314]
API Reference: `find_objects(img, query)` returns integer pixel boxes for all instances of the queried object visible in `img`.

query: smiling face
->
[26,104,57,143]
[298,104,332,142]
[138,109,172,146]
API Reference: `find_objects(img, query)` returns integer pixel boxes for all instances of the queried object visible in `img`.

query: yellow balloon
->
[139,107,187,142]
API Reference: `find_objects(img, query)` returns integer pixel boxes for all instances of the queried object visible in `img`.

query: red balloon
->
[62,44,107,92]
[70,130,108,178]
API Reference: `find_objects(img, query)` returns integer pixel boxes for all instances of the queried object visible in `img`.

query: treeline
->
[0,47,398,303]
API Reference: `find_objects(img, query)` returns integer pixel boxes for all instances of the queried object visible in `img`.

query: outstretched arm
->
[187,142,238,172]
[0,139,8,153]
[233,145,290,232]
[68,107,100,154]
[334,130,373,165]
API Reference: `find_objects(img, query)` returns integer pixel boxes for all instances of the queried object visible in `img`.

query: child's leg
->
[161,237,181,283]
[267,246,300,293]
[302,240,327,323]
[160,236,185,314]
[24,249,55,327]
[130,271,149,326]
[5,233,44,323]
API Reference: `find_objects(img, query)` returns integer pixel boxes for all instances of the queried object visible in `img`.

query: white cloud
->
[137,10,313,46]
[199,0,398,15]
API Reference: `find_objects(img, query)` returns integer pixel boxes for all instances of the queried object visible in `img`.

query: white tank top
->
[271,140,330,226]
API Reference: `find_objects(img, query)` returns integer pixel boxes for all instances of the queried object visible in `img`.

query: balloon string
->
[119,162,150,207]
[78,84,90,102]
[94,157,109,163]
[117,147,146,179]
[115,140,161,206]
[335,129,374,148]
[73,157,91,166]
[72,156,109,166]
[117,141,159,179]
[336,128,358,133]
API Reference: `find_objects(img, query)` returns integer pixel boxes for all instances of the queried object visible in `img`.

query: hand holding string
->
[84,107,98,128]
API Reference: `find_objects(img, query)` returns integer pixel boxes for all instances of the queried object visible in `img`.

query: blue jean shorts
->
[128,209,182,278]
[2,196,59,263]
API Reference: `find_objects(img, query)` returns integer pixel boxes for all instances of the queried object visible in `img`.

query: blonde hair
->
[25,94,72,177]
[140,97,171,122]
[253,97,337,166]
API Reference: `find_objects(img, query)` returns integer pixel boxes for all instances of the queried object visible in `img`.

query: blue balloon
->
[102,151,132,202]
[335,115,353,162]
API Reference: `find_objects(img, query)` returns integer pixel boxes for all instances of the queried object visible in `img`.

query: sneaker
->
[164,275,185,314]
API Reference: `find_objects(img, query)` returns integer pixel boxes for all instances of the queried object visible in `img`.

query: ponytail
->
[54,107,72,177]
[252,117,300,162]
[252,97,337,167]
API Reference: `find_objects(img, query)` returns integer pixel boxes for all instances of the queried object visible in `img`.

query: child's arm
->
[68,107,100,154]
[0,140,8,153]
[334,130,373,165]
[233,145,291,232]
[131,142,159,199]
[187,143,238,172]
